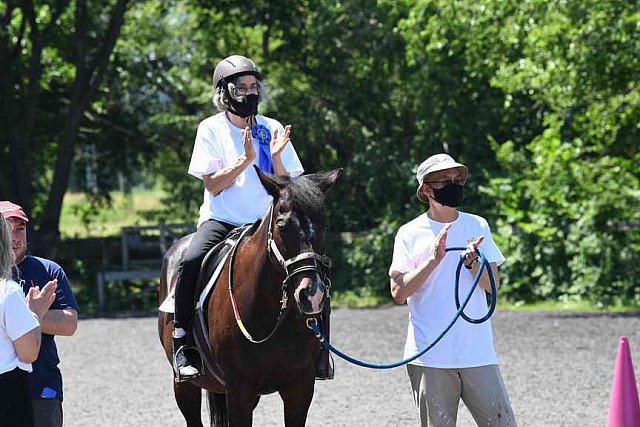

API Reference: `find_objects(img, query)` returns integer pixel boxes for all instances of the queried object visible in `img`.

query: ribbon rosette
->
[251,124,272,146]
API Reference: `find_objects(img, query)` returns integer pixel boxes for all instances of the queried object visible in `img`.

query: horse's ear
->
[254,165,282,199]
[307,168,343,194]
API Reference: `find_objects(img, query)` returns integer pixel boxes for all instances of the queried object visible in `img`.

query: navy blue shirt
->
[13,255,79,400]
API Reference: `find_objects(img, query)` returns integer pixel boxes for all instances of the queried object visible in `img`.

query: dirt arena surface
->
[57,307,640,426]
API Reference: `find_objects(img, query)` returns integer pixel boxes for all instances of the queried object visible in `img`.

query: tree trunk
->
[10,0,44,213]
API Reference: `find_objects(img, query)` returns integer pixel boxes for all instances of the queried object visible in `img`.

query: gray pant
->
[406,364,516,427]
[32,398,63,427]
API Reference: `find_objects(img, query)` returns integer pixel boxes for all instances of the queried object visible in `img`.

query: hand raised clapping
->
[26,279,57,321]
[462,236,485,268]
[242,127,256,162]
[271,124,291,158]
[433,224,451,263]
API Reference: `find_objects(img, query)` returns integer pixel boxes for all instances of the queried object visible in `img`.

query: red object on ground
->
[608,336,640,427]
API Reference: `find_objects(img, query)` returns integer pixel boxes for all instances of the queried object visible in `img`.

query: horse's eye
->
[279,200,292,214]
[276,218,287,228]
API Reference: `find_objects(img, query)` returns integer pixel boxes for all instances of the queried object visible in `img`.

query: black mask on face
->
[226,86,259,118]
[431,183,464,207]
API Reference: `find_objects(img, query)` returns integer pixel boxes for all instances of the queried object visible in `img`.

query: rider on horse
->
[172,54,332,381]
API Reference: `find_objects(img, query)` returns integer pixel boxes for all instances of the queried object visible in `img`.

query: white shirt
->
[389,211,505,368]
[0,279,39,374]
[188,112,304,227]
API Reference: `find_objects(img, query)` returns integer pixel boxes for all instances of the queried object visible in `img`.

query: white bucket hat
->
[415,153,468,203]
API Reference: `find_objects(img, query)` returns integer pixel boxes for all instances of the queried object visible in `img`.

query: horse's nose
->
[295,276,326,314]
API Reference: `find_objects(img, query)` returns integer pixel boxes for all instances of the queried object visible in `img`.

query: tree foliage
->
[0,0,638,307]
[482,0,640,305]
[0,0,131,250]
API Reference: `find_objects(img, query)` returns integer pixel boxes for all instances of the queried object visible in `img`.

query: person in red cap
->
[388,154,516,426]
[0,201,78,427]
[0,201,30,223]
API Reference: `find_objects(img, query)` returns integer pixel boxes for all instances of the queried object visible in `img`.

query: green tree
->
[0,0,131,251]
[483,0,640,305]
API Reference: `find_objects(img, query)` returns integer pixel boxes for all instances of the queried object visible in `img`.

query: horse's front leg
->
[225,382,258,427]
[173,381,203,427]
[279,376,316,427]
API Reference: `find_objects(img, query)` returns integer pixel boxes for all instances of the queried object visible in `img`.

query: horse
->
[158,166,342,426]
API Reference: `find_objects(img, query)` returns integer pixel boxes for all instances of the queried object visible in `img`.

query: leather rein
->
[228,202,332,344]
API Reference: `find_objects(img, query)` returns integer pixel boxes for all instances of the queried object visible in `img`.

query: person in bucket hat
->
[388,154,516,426]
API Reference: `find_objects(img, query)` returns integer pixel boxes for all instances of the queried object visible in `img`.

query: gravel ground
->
[56,307,640,426]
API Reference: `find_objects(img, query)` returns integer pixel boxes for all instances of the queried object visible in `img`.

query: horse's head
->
[255,166,342,316]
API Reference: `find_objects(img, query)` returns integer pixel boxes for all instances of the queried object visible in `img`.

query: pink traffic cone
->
[608,337,640,427]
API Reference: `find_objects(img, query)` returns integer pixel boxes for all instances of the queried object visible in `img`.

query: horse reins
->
[229,202,332,344]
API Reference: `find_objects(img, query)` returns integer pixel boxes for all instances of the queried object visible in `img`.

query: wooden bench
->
[96,223,195,310]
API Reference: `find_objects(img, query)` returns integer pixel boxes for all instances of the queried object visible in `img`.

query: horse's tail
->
[206,391,227,427]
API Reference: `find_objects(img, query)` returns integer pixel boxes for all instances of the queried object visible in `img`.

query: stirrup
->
[173,345,204,383]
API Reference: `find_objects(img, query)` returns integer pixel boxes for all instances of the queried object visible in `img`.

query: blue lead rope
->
[307,246,497,369]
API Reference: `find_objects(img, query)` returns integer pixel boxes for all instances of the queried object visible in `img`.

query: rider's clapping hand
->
[242,127,256,162]
[271,125,291,158]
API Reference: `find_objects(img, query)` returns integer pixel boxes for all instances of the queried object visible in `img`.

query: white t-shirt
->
[188,112,304,227]
[0,278,39,374]
[389,211,505,368]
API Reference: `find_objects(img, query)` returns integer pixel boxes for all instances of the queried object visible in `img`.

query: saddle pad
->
[157,222,256,314]
[158,288,176,313]
[196,243,234,310]
[157,240,235,314]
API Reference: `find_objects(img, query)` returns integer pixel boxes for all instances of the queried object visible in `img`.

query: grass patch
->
[332,289,394,307]
[498,299,639,312]
[60,188,184,238]
[332,292,640,312]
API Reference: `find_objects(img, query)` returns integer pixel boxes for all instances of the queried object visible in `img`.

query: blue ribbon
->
[252,124,273,174]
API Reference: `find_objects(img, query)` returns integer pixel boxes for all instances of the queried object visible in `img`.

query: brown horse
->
[159,167,341,426]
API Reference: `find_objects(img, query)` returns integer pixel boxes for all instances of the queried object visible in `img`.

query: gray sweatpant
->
[406,364,516,427]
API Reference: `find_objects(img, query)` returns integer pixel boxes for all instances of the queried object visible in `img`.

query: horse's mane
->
[270,174,325,216]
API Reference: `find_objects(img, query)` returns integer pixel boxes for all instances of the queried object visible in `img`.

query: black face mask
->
[228,93,259,118]
[431,183,464,207]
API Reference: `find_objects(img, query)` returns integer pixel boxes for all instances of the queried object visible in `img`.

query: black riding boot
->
[173,336,201,381]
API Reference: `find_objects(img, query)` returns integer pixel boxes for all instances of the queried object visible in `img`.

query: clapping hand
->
[242,127,256,162]
[462,236,485,267]
[271,125,291,158]
[433,224,451,263]
[26,279,57,320]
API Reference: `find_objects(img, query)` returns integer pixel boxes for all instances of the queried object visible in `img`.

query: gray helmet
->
[213,55,261,88]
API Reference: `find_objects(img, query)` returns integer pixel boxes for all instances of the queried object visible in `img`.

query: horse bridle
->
[266,203,333,288]
[228,202,332,344]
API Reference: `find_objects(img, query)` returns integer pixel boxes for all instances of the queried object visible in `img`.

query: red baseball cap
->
[0,201,29,222]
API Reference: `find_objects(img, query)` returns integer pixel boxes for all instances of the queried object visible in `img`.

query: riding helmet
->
[213,55,262,88]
